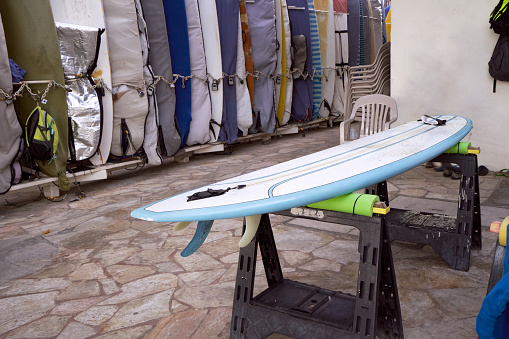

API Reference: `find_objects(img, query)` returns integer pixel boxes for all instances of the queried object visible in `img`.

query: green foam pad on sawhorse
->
[307,193,380,217]
[444,142,471,154]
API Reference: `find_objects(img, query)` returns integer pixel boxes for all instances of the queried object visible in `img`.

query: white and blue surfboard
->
[132,115,472,223]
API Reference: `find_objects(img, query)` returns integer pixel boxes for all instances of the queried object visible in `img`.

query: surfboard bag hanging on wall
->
[56,23,103,163]
[103,0,149,160]
[287,0,313,122]
[136,0,163,166]
[139,0,181,158]
[489,0,509,92]
[0,14,23,194]
[0,0,71,192]
[246,0,277,134]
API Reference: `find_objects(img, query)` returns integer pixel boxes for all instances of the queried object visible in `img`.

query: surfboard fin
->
[173,221,192,231]
[180,220,214,257]
[239,214,262,247]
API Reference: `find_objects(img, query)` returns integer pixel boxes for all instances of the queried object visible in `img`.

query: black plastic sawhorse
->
[230,212,403,339]
[228,152,479,338]
[366,153,481,271]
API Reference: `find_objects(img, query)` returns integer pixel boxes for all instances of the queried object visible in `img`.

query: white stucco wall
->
[391,0,508,170]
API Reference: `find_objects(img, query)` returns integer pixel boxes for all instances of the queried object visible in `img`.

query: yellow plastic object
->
[307,193,380,217]
[499,216,509,246]
[468,147,480,154]
[373,204,390,215]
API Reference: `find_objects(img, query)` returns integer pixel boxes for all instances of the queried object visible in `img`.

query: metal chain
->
[0,65,347,103]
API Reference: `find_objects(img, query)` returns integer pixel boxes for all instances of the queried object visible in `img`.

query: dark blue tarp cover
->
[163,0,192,147]
[287,0,313,122]
[216,0,239,143]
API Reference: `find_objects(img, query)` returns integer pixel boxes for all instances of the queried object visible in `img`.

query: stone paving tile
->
[191,307,232,339]
[312,239,362,265]
[0,292,58,335]
[56,281,101,301]
[93,246,138,267]
[429,287,486,319]
[98,273,177,305]
[173,252,225,272]
[300,258,342,273]
[199,236,240,258]
[0,236,59,284]
[100,279,120,295]
[25,261,83,279]
[155,262,184,273]
[279,250,311,267]
[56,322,96,339]
[218,266,239,283]
[0,278,70,297]
[68,262,106,281]
[60,230,112,251]
[94,325,152,339]
[395,266,485,290]
[271,225,335,252]
[287,217,358,235]
[145,309,208,339]
[5,315,70,339]
[0,226,25,239]
[103,228,139,241]
[0,126,505,338]
[174,282,235,309]
[179,269,227,287]
[75,305,119,326]
[50,295,109,316]
[398,289,449,328]
[102,289,174,332]
[106,264,156,284]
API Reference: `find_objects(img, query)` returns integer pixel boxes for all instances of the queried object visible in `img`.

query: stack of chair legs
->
[344,42,391,115]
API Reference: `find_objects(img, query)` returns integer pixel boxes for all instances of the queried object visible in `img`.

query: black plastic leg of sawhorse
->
[230,213,403,339]
[368,154,481,271]
[433,153,482,252]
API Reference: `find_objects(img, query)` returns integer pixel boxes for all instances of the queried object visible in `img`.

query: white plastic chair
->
[339,94,398,143]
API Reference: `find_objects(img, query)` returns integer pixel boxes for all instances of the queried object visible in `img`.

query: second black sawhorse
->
[229,152,479,338]
[230,212,403,339]
[366,153,481,271]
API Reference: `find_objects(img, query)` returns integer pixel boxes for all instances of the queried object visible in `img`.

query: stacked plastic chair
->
[344,42,391,116]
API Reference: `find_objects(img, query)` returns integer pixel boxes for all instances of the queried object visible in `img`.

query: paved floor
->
[0,124,507,338]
